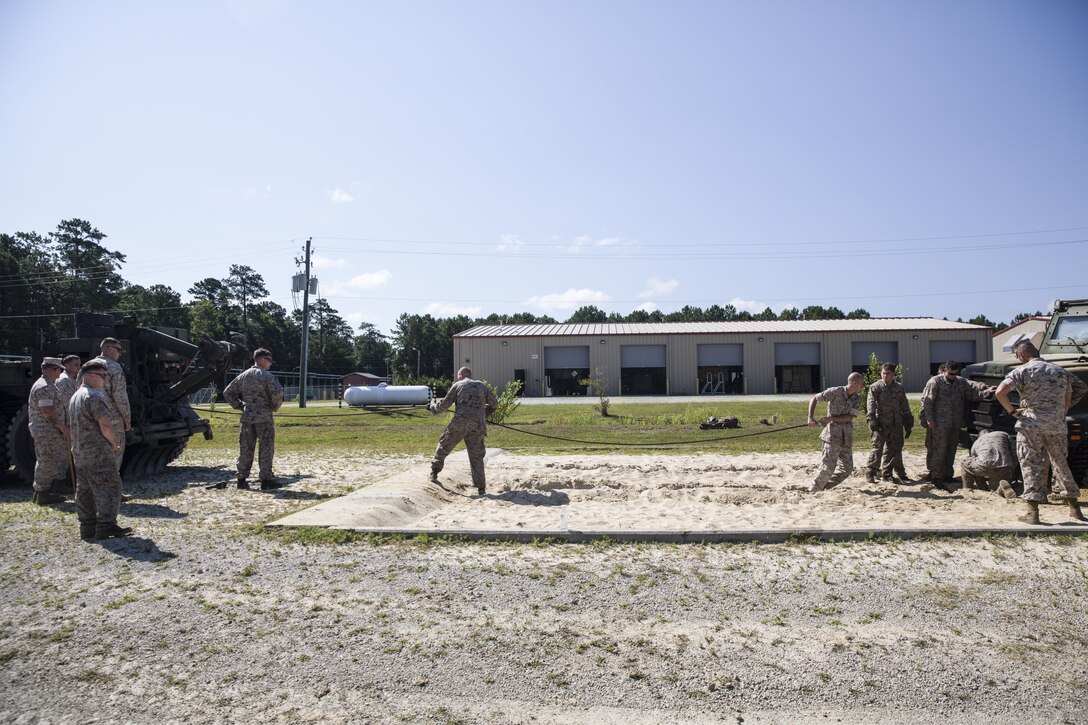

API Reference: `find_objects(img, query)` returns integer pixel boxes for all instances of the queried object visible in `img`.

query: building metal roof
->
[455,318,993,338]
[992,316,1050,337]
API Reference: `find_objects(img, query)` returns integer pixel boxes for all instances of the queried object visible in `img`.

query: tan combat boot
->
[997,480,1017,501]
[1067,499,1086,522]
[1017,500,1040,525]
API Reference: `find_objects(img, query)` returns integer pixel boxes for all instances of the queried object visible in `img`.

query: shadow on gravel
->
[120,502,187,519]
[94,536,177,563]
[124,464,237,500]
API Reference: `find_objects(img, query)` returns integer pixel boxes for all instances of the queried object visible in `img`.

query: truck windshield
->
[1051,317,1088,345]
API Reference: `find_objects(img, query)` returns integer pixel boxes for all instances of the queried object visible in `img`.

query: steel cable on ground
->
[185,400,810,447]
[484,420,811,448]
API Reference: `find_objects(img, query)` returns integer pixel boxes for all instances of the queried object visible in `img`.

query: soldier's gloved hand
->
[867,419,877,433]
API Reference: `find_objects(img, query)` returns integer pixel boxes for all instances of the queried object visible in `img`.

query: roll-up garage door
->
[544,346,590,368]
[930,341,976,363]
[620,345,666,367]
[697,344,743,366]
[851,341,899,366]
[774,342,820,365]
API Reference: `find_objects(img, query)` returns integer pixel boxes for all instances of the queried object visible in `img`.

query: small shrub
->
[579,368,610,417]
[487,379,523,424]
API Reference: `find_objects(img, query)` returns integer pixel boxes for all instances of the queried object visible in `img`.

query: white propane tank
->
[344,383,431,407]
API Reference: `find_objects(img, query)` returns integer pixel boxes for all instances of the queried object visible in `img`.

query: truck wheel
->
[7,405,35,485]
[0,413,10,473]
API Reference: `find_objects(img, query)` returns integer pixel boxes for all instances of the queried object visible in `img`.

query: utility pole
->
[298,237,312,408]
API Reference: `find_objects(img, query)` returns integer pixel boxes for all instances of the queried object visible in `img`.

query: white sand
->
[404,451,1079,532]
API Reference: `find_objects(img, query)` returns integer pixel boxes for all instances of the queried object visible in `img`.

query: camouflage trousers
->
[74,457,122,526]
[866,425,905,478]
[924,424,959,480]
[1017,427,1079,502]
[812,438,852,492]
[431,417,488,488]
[30,424,70,493]
[237,421,275,481]
[108,415,126,471]
[960,458,1018,492]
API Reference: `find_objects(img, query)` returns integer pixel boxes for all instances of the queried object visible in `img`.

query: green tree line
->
[1,219,1043,382]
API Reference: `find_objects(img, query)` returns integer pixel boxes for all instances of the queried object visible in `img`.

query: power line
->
[315,236,1088,262]
[312,224,1088,249]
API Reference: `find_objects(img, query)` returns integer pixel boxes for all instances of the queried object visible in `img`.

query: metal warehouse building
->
[453,319,992,397]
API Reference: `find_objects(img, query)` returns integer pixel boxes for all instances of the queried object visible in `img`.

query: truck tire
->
[0,413,10,473]
[7,405,35,485]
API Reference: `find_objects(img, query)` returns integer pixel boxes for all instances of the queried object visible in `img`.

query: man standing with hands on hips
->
[995,340,1087,524]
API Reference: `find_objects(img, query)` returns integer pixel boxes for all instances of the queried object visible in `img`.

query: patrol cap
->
[62,354,82,365]
[80,361,108,376]
[41,357,63,369]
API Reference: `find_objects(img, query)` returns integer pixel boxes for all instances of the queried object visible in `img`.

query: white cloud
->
[635,301,658,312]
[639,278,679,299]
[728,297,773,314]
[311,254,348,270]
[566,235,626,253]
[497,235,525,252]
[524,288,612,313]
[423,302,482,317]
[330,188,355,204]
[348,269,392,289]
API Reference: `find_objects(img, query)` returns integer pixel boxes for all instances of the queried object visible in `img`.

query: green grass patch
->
[189,400,929,457]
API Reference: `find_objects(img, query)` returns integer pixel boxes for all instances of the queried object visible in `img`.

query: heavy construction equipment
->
[961,299,1088,485]
[0,314,248,484]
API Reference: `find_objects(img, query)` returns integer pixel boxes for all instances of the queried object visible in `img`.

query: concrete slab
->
[269,449,1088,542]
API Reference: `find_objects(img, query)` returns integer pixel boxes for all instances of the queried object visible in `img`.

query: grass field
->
[188,400,928,457]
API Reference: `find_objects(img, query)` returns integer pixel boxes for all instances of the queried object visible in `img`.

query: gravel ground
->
[1,450,1087,724]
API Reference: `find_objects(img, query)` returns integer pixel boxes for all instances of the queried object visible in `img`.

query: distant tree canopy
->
[1,218,1044,377]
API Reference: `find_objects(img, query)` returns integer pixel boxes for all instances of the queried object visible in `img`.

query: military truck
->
[960,299,1088,485]
[0,314,248,485]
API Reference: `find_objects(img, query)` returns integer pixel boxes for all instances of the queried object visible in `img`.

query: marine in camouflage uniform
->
[996,341,1088,523]
[429,367,499,495]
[960,429,1018,495]
[808,373,864,492]
[28,358,71,505]
[55,355,82,411]
[92,338,131,470]
[70,361,130,540]
[223,348,284,489]
[919,362,992,487]
[865,363,914,483]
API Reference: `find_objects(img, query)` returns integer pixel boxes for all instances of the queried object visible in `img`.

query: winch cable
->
[178,400,812,447]
[484,420,811,448]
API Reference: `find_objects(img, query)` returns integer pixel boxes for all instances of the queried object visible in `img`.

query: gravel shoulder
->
[1,450,1086,724]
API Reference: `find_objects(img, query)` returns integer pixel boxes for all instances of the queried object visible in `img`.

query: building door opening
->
[851,341,899,375]
[543,346,590,396]
[513,369,526,396]
[620,344,667,395]
[697,344,744,394]
[774,342,821,394]
[929,340,977,375]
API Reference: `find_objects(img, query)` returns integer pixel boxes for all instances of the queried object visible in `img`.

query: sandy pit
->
[272,449,1088,536]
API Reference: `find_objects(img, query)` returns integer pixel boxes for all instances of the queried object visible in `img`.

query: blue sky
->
[2,0,1086,336]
